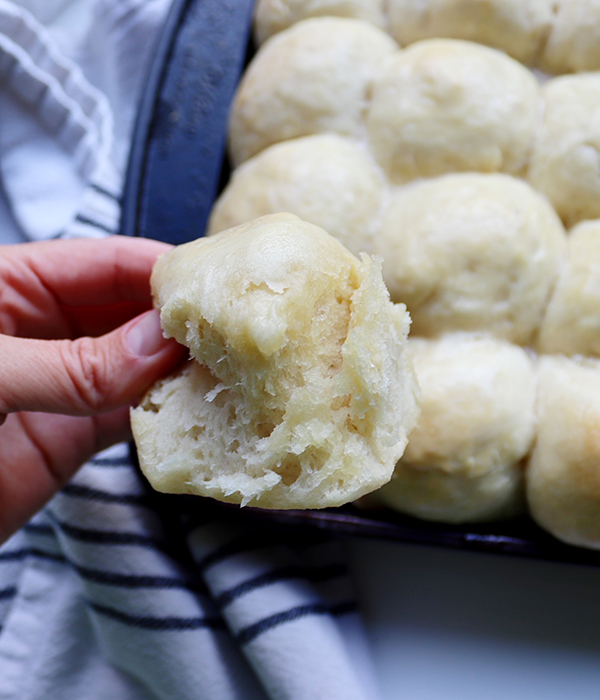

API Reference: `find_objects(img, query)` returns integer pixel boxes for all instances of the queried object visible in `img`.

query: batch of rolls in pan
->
[206,0,600,551]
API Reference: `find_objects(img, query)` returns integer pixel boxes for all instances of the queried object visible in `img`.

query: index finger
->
[1,236,172,306]
[0,237,173,338]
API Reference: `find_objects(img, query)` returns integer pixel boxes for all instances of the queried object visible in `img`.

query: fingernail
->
[125,309,170,357]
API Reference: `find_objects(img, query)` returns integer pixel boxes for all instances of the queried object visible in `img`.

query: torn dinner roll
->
[130,214,420,509]
[374,173,567,343]
[377,334,536,523]
[365,39,540,183]
[228,17,397,166]
[208,134,386,257]
[527,356,600,550]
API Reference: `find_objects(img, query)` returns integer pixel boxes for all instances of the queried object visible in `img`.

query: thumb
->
[0,309,186,418]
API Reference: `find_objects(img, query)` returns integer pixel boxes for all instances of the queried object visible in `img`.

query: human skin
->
[0,236,186,543]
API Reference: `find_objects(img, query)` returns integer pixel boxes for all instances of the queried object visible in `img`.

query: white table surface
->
[347,536,600,700]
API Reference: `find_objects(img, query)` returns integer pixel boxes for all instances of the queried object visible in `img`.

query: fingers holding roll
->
[0,309,186,418]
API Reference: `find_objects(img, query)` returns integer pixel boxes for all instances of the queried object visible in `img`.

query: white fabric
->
[0,2,381,699]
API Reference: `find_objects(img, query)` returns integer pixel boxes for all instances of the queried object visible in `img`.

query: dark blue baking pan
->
[120,0,255,244]
[121,0,600,567]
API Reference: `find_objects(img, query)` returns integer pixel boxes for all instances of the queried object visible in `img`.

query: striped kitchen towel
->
[0,2,381,699]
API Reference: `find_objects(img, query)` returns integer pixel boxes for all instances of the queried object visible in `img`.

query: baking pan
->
[121,0,600,566]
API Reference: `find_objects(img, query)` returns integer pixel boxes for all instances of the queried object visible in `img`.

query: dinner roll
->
[538,220,600,357]
[208,134,386,256]
[376,335,535,523]
[365,39,540,183]
[527,356,600,550]
[528,74,600,228]
[131,214,420,509]
[387,0,554,65]
[374,173,567,343]
[541,0,600,74]
[254,0,386,45]
[228,17,397,166]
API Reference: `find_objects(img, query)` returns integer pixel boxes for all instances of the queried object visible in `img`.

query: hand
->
[0,236,186,542]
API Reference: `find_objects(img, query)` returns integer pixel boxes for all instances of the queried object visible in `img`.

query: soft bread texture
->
[527,356,600,550]
[538,220,600,357]
[228,17,397,166]
[528,74,600,228]
[541,0,600,74]
[366,39,540,183]
[208,134,385,257]
[255,0,600,74]
[211,9,600,542]
[387,0,554,65]
[377,335,535,523]
[254,0,386,45]
[374,173,567,343]
[131,214,420,509]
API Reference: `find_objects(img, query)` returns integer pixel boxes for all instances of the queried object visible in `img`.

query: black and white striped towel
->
[0,2,381,698]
